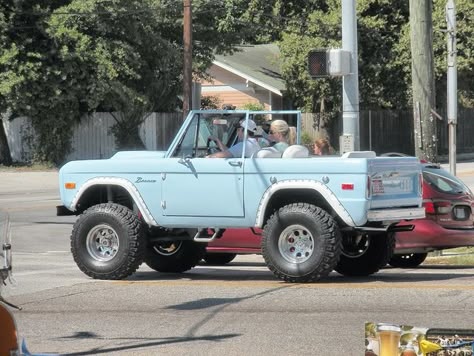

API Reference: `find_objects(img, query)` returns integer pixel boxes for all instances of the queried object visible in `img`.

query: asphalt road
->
[1,169,474,355]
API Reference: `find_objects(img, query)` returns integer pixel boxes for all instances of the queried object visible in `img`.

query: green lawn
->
[426,255,474,265]
[426,247,474,265]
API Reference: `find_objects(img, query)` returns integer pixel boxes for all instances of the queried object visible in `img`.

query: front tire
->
[145,240,206,273]
[335,232,395,277]
[262,203,341,283]
[71,203,146,280]
[389,253,428,268]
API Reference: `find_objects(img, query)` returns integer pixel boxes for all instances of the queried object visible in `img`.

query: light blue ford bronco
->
[57,110,425,283]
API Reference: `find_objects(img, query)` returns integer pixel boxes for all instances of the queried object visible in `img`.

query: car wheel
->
[71,203,146,280]
[203,253,237,265]
[389,253,428,268]
[335,232,395,277]
[145,240,206,273]
[262,203,341,283]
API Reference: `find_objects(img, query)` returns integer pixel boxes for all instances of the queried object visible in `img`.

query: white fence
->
[2,112,183,163]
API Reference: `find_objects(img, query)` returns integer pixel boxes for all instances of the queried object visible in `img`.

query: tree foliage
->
[269,0,473,112]
[0,0,256,163]
[1,0,473,164]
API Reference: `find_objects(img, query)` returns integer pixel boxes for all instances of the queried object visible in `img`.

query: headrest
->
[282,145,309,158]
[254,147,282,158]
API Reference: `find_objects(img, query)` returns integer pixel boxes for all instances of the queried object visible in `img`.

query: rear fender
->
[255,180,356,228]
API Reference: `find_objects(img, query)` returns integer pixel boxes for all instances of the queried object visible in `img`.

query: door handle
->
[228,161,242,167]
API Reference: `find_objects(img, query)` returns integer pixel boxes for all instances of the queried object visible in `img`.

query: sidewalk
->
[0,171,59,195]
[440,161,474,177]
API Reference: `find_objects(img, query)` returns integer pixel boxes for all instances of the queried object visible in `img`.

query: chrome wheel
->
[86,224,119,262]
[278,224,314,264]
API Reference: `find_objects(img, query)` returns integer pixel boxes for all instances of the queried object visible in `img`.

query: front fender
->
[255,179,356,228]
[70,177,158,226]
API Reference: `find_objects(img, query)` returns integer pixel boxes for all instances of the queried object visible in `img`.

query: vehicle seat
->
[341,151,376,158]
[282,145,309,158]
[253,147,282,158]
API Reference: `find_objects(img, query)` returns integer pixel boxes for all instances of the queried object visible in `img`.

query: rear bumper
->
[395,218,474,252]
[367,207,425,222]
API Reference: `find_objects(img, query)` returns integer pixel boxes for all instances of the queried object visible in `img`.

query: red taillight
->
[424,202,435,214]
[434,201,451,214]
[423,201,451,215]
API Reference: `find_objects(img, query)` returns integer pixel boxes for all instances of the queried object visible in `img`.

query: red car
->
[205,163,474,268]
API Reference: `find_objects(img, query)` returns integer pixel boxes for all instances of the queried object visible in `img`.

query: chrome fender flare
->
[70,177,158,226]
[255,179,356,228]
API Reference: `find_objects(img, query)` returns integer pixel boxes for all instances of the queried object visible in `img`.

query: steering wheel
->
[207,138,221,155]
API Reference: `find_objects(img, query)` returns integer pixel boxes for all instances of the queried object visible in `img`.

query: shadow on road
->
[127,265,474,285]
[60,333,241,355]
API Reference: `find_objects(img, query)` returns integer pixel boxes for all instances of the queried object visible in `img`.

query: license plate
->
[372,179,384,195]
[372,177,413,195]
[454,207,468,220]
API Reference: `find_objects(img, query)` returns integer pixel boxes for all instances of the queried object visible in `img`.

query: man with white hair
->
[207,119,260,158]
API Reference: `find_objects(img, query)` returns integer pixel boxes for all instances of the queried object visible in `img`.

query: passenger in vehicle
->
[268,120,296,152]
[313,138,331,155]
[207,119,260,158]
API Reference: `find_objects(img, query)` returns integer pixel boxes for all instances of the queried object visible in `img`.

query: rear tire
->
[203,253,237,265]
[335,232,395,277]
[145,240,206,273]
[71,203,146,280]
[389,253,428,268]
[262,203,341,283]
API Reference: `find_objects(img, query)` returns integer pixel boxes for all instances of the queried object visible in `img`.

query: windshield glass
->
[172,113,245,158]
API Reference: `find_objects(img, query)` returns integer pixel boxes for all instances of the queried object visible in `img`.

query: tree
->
[0,0,257,163]
[432,0,474,108]
[244,0,473,112]
[0,0,74,164]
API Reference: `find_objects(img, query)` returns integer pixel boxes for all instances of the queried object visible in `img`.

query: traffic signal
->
[308,50,328,78]
[307,49,351,78]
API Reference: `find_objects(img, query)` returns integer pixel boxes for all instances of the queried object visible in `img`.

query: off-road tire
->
[335,232,395,277]
[262,203,341,283]
[71,203,146,280]
[145,240,206,273]
[203,253,237,265]
[389,253,428,268]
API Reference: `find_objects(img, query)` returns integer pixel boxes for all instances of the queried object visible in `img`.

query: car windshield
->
[172,113,245,158]
[423,167,472,195]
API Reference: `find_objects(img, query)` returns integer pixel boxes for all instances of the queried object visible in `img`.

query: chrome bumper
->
[367,207,425,222]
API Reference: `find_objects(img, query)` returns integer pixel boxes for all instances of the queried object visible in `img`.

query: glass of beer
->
[377,324,401,356]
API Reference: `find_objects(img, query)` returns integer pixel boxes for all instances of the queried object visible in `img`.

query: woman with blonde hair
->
[313,138,331,155]
[268,119,296,152]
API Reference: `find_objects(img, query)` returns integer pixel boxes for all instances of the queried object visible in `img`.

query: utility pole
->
[446,0,457,175]
[341,0,360,151]
[409,0,437,162]
[183,0,192,119]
